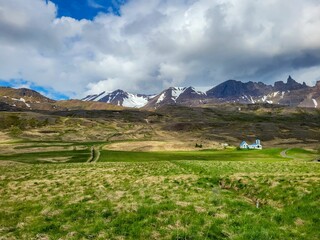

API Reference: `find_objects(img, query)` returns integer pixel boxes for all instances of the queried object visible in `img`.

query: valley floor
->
[0,144,319,240]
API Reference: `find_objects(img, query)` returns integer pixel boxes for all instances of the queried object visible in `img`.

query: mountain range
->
[82,76,320,109]
[0,87,122,111]
[0,76,319,111]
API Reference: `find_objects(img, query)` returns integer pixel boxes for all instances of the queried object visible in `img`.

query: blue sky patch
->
[0,79,69,100]
[48,0,126,20]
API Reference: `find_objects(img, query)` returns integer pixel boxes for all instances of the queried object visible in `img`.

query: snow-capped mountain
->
[1,76,319,111]
[82,89,152,108]
[144,87,206,108]
[81,76,320,109]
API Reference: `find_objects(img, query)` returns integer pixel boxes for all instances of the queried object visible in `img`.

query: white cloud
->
[0,0,320,99]
[87,0,105,9]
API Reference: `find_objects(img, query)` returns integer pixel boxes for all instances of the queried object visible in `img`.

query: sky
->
[1,0,320,99]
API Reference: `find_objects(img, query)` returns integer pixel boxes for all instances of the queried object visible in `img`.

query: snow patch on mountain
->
[312,99,318,108]
[123,94,149,108]
[262,96,267,102]
[190,87,206,95]
[243,95,253,103]
[82,95,98,101]
[94,92,110,101]
[82,90,150,108]
[148,94,157,99]
[11,97,31,108]
[172,87,186,101]
[157,92,166,104]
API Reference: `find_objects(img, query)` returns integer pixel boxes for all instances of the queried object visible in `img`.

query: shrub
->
[9,126,22,136]
[195,143,203,148]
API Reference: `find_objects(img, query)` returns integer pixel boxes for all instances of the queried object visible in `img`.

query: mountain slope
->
[204,76,317,106]
[144,87,206,109]
[0,87,59,110]
[55,100,125,111]
[206,80,272,99]
[298,81,320,108]
[0,87,54,102]
[82,90,151,108]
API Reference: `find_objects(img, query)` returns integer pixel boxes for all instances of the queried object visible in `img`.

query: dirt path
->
[92,146,101,162]
[280,148,293,158]
[87,146,101,163]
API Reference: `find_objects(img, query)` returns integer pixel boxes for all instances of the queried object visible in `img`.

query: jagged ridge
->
[79,76,320,109]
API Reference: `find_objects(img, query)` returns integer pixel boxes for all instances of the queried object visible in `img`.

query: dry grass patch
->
[104,137,223,152]
[103,140,197,151]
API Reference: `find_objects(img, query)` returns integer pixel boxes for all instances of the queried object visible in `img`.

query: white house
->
[240,139,262,150]
[240,141,249,149]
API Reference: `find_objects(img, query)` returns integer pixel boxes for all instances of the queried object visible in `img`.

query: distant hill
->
[0,87,125,111]
[56,100,125,111]
[0,87,60,111]
[0,87,54,102]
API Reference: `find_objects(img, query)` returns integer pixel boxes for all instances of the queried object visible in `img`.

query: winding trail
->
[87,146,101,163]
[280,148,293,159]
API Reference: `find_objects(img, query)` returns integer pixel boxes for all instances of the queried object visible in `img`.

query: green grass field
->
[0,141,296,164]
[0,143,319,239]
[98,148,289,162]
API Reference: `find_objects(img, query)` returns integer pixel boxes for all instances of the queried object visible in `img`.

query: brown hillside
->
[55,100,125,111]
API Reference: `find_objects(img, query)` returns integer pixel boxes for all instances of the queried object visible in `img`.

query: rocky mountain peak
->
[206,80,271,98]
[274,76,309,91]
[287,75,294,83]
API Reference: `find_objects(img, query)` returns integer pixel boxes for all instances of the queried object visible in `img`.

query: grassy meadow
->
[1,78,320,240]
[0,140,319,239]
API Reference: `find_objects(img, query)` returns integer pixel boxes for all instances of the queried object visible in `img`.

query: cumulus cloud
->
[0,0,320,99]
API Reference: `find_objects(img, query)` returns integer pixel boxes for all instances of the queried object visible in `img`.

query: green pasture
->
[0,142,319,239]
[99,148,286,162]
[2,141,313,164]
